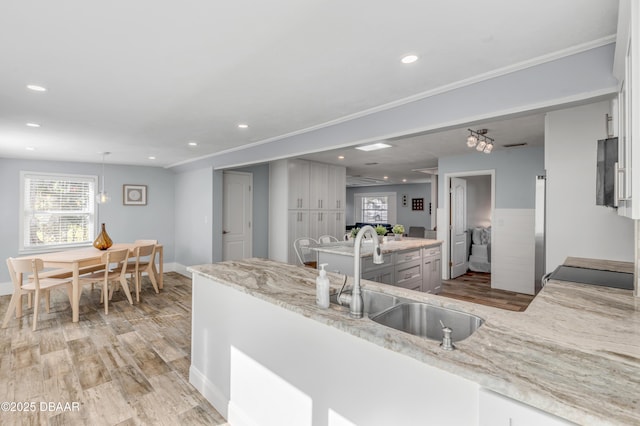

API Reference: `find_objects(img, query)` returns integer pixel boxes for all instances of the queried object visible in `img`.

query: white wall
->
[545,101,634,268]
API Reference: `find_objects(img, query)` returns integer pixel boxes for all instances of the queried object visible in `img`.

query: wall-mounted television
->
[596,137,618,208]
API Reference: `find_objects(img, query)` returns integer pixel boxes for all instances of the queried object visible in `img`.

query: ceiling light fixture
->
[338,155,345,160]
[25,147,35,151]
[466,129,494,154]
[26,122,40,128]
[27,84,47,92]
[188,141,198,147]
[238,123,249,129]
[148,156,156,160]
[355,142,391,152]
[96,152,111,204]
[401,54,418,64]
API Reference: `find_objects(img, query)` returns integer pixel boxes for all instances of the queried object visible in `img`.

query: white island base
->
[190,273,478,426]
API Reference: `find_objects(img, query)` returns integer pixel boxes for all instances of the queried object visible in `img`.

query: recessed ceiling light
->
[27,84,47,92]
[402,179,407,183]
[148,156,156,160]
[355,142,391,152]
[25,147,35,151]
[383,176,388,180]
[238,123,249,129]
[338,155,345,160]
[26,122,40,128]
[188,141,198,147]
[401,55,418,64]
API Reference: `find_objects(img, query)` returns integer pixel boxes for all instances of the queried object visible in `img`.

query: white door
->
[223,171,253,261]
[450,177,468,278]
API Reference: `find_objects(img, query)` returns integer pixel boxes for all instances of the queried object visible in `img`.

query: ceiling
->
[0,1,618,170]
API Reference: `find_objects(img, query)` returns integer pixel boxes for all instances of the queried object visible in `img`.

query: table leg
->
[158,246,163,290]
[72,263,80,322]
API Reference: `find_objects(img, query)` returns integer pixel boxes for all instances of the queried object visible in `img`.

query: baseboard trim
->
[189,365,229,420]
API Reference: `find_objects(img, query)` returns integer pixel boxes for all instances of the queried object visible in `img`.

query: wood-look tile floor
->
[440,271,535,312]
[0,273,228,426]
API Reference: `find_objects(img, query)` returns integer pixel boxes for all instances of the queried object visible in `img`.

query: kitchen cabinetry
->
[316,242,442,292]
[269,159,347,264]
[479,389,572,426]
[422,246,442,293]
[614,0,640,219]
[394,249,423,291]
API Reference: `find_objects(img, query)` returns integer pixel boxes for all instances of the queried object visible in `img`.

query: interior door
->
[450,177,468,278]
[223,171,253,261]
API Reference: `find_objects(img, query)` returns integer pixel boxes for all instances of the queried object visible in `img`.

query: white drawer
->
[395,249,422,265]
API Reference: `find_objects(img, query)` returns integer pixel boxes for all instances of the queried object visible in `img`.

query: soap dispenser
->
[316,263,330,309]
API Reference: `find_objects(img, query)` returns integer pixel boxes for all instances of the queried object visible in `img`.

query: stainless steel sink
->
[370,302,484,342]
[330,289,399,316]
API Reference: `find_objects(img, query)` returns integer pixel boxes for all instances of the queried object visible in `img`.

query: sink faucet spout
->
[340,225,384,318]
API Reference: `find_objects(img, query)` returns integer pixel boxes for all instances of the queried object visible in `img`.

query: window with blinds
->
[20,172,98,251]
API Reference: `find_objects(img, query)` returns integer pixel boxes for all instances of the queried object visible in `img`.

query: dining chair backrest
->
[135,239,158,245]
[132,244,156,266]
[408,226,425,238]
[103,248,129,270]
[293,237,318,266]
[9,258,44,289]
[318,235,339,244]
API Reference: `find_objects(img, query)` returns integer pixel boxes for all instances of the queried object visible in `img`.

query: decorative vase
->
[93,223,113,250]
[378,235,384,244]
[394,233,402,241]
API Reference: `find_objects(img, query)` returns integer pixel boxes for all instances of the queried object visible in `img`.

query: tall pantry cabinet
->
[269,159,347,264]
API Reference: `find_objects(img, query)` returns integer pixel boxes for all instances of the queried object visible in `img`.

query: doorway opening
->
[444,170,495,286]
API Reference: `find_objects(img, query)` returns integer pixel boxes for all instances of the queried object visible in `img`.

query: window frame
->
[19,171,99,254]
[353,192,397,224]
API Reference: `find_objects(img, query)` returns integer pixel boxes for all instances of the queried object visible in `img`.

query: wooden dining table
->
[15,243,163,323]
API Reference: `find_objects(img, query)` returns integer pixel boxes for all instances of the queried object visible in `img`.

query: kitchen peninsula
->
[188,258,639,426]
[314,237,443,293]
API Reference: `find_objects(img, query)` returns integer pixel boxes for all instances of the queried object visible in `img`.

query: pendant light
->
[96,152,111,204]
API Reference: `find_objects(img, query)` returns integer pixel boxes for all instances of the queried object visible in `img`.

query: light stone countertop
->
[312,237,442,257]
[188,258,640,426]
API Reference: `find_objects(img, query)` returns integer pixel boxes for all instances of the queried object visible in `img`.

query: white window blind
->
[354,192,397,224]
[20,172,98,251]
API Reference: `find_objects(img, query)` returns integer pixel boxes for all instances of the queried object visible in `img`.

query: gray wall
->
[174,167,213,268]
[466,175,492,228]
[438,146,545,209]
[346,183,431,229]
[0,157,175,283]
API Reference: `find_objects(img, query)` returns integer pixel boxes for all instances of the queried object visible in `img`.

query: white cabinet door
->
[288,159,310,210]
[308,210,329,240]
[615,0,640,219]
[288,210,309,264]
[479,389,573,426]
[326,210,346,240]
[328,165,346,210]
[309,162,329,210]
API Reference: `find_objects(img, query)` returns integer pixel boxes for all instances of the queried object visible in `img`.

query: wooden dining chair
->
[78,248,131,314]
[2,258,73,331]
[112,243,159,302]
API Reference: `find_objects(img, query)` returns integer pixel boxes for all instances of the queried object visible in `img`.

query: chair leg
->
[146,268,159,294]
[44,290,51,313]
[2,292,20,328]
[103,279,109,315]
[134,272,140,302]
[32,289,41,331]
[118,276,134,305]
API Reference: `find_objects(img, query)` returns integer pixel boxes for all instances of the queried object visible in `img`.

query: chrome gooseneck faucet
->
[338,225,384,318]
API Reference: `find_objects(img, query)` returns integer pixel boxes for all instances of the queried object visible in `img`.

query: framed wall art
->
[123,184,147,206]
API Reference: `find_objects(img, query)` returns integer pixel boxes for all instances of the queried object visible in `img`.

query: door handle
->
[223,230,229,234]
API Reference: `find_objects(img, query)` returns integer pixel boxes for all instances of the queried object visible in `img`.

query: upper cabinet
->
[614,0,640,219]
